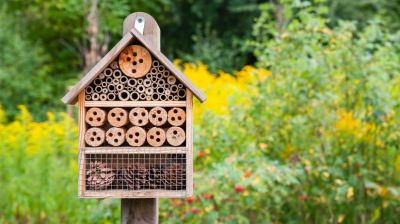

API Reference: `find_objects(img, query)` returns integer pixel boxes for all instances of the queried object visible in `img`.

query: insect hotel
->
[62,13,206,198]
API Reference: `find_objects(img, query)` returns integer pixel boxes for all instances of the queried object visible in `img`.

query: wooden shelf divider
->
[85,101,186,107]
[82,147,187,154]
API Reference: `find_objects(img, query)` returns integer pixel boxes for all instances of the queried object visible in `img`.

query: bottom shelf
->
[80,153,188,197]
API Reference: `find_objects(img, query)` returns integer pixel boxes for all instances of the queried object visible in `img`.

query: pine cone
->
[86,161,115,190]
[119,164,148,190]
[164,163,185,190]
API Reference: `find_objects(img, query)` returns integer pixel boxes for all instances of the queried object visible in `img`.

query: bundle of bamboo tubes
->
[84,58,187,101]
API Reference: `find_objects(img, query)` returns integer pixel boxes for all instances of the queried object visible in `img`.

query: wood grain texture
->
[121,199,158,224]
[78,92,86,197]
[82,147,187,154]
[186,89,194,196]
[123,12,161,51]
[85,100,186,107]
[61,32,133,104]
[119,45,152,78]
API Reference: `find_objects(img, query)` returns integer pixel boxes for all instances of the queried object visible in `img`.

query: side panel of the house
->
[77,91,86,197]
[186,89,193,196]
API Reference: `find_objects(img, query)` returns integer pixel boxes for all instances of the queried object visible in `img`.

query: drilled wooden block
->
[149,107,167,126]
[85,108,106,127]
[106,127,126,146]
[129,107,149,126]
[126,127,146,146]
[119,45,152,78]
[108,108,128,127]
[166,127,185,146]
[147,127,166,147]
[168,108,186,126]
[85,127,105,146]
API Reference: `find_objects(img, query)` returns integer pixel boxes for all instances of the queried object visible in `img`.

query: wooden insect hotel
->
[62,12,206,198]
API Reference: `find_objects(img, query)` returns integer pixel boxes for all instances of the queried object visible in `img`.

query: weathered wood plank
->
[121,199,158,224]
[123,12,160,51]
[186,89,194,196]
[85,100,186,108]
[82,147,187,154]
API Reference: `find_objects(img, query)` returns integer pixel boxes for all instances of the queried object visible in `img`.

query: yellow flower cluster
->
[0,105,77,156]
[176,60,271,119]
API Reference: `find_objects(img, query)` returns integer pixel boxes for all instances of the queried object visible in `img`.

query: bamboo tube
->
[136,85,145,93]
[104,68,113,77]
[101,81,107,88]
[159,94,167,101]
[143,79,152,87]
[147,127,166,147]
[166,127,186,146]
[170,85,178,93]
[149,107,167,126]
[178,84,184,89]
[99,93,107,101]
[156,73,163,79]
[85,94,92,101]
[168,95,174,101]
[156,87,165,94]
[98,72,105,80]
[145,88,154,95]
[101,88,107,94]
[163,83,170,89]
[115,84,124,92]
[116,84,124,91]
[126,127,146,146]
[85,86,94,95]
[106,77,113,84]
[126,86,133,92]
[152,83,158,89]
[129,107,149,126]
[106,127,125,146]
[151,76,158,83]
[110,61,119,70]
[173,95,179,101]
[113,69,122,78]
[85,127,105,147]
[130,92,139,101]
[137,79,144,84]
[151,93,159,101]
[112,79,120,85]
[157,79,165,86]
[152,60,160,67]
[150,68,158,74]
[128,79,137,87]
[94,78,102,86]
[168,108,186,126]
[146,73,152,79]
[146,95,151,101]
[164,89,171,96]
[157,65,165,72]
[178,89,186,98]
[139,93,146,100]
[92,93,100,101]
[86,107,106,126]
[107,93,116,100]
[118,90,130,101]
[107,108,128,127]
[95,86,102,93]
[108,84,116,93]
[120,76,128,84]
[167,76,176,84]
[162,70,170,78]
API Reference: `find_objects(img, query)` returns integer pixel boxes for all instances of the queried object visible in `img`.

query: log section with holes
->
[84,106,186,147]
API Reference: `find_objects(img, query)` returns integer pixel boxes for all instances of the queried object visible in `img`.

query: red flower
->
[203,193,213,200]
[186,196,195,203]
[235,185,245,193]
[198,150,207,158]
[191,208,200,214]
[175,200,183,207]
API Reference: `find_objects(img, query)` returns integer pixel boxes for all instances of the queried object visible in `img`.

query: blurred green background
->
[1,0,400,223]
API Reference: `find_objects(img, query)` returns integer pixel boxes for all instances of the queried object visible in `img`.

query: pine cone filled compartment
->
[85,153,187,192]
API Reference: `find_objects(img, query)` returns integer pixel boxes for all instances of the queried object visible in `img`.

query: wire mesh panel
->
[84,153,186,192]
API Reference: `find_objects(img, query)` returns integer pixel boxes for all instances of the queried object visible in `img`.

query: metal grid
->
[85,153,186,191]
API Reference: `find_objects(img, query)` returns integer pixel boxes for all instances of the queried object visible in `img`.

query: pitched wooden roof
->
[62,28,207,104]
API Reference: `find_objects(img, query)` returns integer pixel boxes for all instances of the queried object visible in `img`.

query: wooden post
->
[121,199,158,224]
[121,12,161,224]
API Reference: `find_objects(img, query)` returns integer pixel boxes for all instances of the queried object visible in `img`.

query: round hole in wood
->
[127,57,131,61]
[156,138,160,142]
[90,137,94,141]
[139,59,143,63]
[96,137,101,141]
[129,134,133,138]
[133,112,138,116]
[132,69,136,73]
[156,131,160,135]
[134,139,139,143]
[93,132,97,136]
[133,61,137,65]
[111,113,115,117]
[133,52,137,56]
[135,132,139,137]
[150,135,154,139]
[93,111,97,115]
